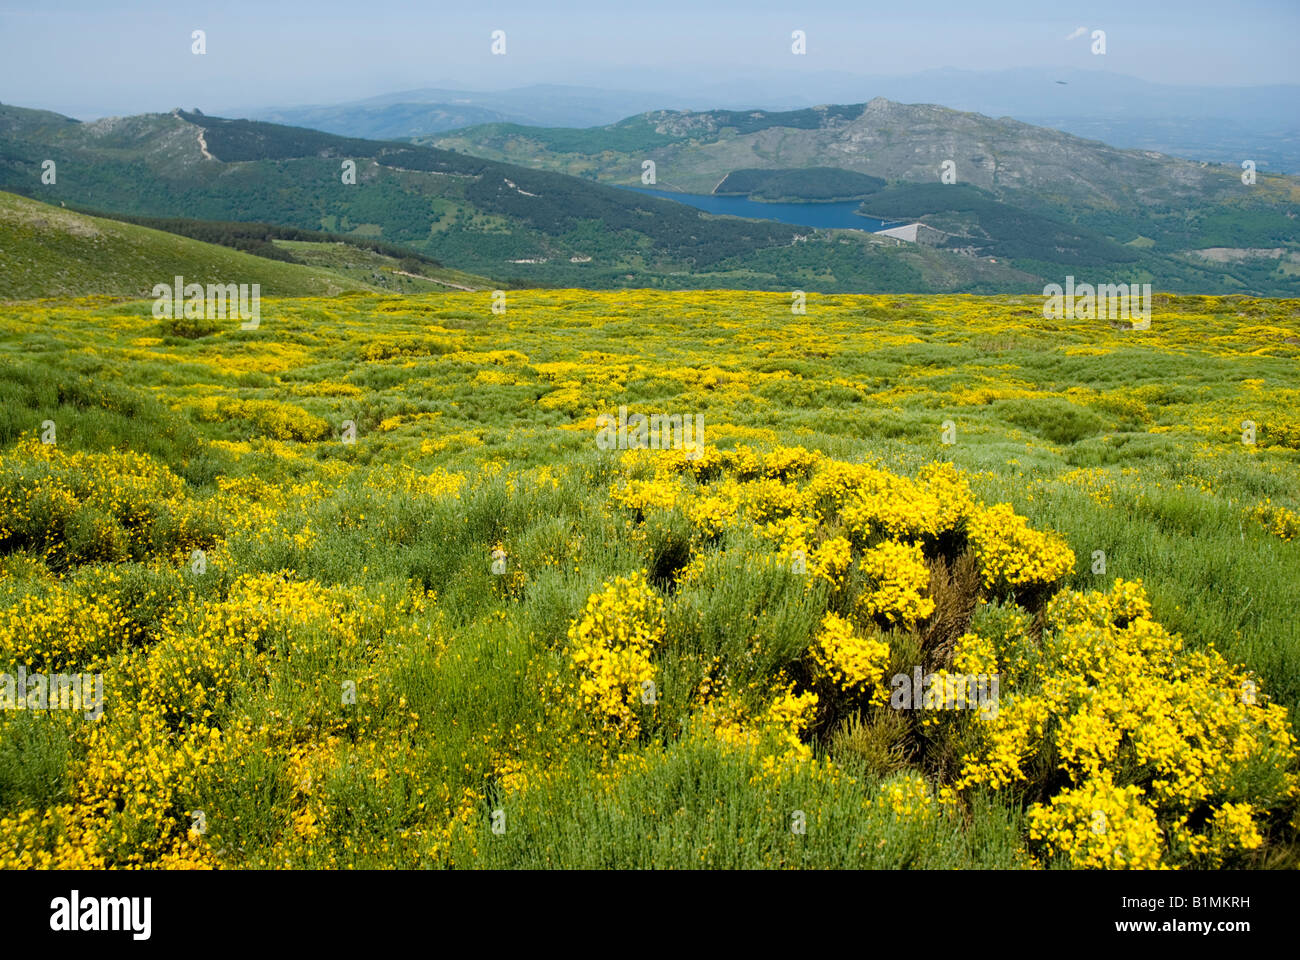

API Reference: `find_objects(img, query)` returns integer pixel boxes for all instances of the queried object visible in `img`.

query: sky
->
[2,0,1298,119]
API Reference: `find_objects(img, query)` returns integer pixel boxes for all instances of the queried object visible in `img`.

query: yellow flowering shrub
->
[706,683,819,769]
[71,704,236,866]
[366,464,464,501]
[804,460,877,521]
[952,630,999,677]
[738,476,808,525]
[757,512,815,555]
[1182,802,1265,863]
[283,736,342,845]
[808,536,852,588]
[857,540,935,627]
[718,445,763,480]
[842,468,945,542]
[957,579,1298,867]
[1026,772,1164,869]
[610,477,682,515]
[967,503,1075,592]
[567,570,665,737]
[139,611,265,728]
[617,446,1061,633]
[685,488,740,539]
[193,397,330,441]
[1260,414,1300,450]
[1253,499,1299,541]
[0,699,243,868]
[916,461,978,531]
[0,805,112,869]
[0,439,213,567]
[811,611,891,699]
[762,445,822,480]
[765,686,820,746]
[0,585,129,671]
[877,772,938,822]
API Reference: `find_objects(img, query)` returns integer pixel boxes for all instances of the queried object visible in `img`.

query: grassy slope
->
[0,191,380,300]
[270,239,496,293]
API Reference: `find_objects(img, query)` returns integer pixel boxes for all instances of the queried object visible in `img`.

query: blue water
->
[623,187,908,233]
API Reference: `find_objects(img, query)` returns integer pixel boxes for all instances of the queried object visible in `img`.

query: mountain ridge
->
[1,100,1294,295]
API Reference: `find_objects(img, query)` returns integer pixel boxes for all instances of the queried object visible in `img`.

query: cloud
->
[1065,26,1088,41]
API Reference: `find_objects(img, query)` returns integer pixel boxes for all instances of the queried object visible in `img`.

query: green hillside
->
[0,191,379,300]
[270,239,494,292]
[3,101,1296,295]
[0,105,1049,294]
[57,206,500,293]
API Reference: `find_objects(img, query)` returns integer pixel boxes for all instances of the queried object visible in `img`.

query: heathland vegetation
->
[1,288,1296,868]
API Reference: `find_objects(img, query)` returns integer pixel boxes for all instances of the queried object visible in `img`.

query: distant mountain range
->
[1,98,1295,296]
[245,70,1300,173]
[249,85,677,140]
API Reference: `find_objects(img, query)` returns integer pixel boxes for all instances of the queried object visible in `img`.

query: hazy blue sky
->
[2,0,1297,118]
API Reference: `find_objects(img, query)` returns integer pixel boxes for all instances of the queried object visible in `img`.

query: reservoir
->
[624,187,908,233]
